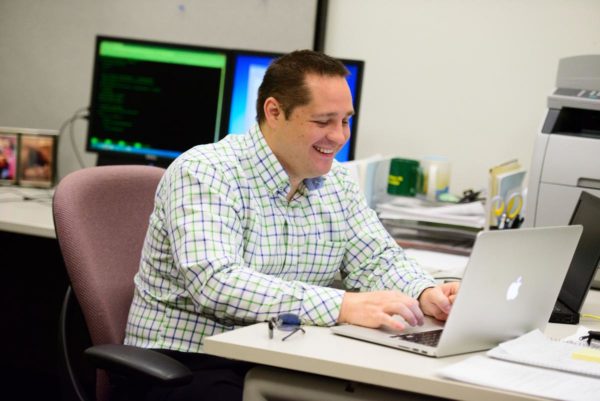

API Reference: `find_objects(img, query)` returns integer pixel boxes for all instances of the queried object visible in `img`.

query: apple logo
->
[506,276,522,301]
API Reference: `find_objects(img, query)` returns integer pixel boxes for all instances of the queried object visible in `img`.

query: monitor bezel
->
[558,190,600,312]
[86,35,233,167]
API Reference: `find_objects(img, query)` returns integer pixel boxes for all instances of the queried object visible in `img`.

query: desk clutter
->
[342,155,527,255]
[487,158,526,230]
[377,196,484,255]
[439,327,600,401]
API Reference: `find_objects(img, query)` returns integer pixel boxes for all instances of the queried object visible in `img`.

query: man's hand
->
[337,282,460,330]
[338,291,425,331]
[418,282,460,321]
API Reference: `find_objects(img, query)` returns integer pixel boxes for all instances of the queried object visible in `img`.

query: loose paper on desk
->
[486,329,600,377]
[439,329,600,401]
[438,355,600,401]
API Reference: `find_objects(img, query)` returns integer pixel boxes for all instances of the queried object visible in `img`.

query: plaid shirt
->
[125,125,436,352]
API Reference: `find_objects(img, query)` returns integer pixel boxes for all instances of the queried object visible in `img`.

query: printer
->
[525,55,600,288]
[526,55,600,226]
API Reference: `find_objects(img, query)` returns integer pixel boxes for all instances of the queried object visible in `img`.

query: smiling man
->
[124,50,458,401]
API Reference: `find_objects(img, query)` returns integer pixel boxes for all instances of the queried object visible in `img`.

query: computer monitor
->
[224,50,364,162]
[554,191,600,319]
[86,36,230,167]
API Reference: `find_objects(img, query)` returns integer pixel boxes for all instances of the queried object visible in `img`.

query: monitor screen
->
[224,51,364,162]
[86,36,230,166]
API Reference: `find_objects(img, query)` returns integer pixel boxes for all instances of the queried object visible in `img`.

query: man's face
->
[269,74,354,183]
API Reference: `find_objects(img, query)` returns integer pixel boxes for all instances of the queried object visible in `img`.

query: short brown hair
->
[256,50,349,124]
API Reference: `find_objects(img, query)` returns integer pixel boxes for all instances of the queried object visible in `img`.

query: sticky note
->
[571,348,600,363]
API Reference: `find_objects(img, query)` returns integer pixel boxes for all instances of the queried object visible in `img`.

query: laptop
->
[550,191,600,324]
[331,226,582,357]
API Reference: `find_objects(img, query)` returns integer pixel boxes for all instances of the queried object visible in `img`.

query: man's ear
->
[263,97,283,127]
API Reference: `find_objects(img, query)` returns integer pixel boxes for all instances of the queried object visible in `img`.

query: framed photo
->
[17,131,58,188]
[0,132,18,184]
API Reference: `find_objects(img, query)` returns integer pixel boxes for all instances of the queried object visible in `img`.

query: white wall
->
[0,0,316,179]
[325,0,600,195]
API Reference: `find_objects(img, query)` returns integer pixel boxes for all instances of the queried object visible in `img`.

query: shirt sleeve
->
[162,161,344,327]
[338,171,437,298]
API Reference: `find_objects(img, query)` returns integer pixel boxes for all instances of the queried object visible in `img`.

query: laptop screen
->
[557,191,600,312]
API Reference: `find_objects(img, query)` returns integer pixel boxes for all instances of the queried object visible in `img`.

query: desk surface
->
[0,187,55,238]
[205,290,600,401]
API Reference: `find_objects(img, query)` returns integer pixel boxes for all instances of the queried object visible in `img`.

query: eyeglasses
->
[268,313,305,341]
[580,330,600,346]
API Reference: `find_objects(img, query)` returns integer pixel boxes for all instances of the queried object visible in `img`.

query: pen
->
[497,213,507,230]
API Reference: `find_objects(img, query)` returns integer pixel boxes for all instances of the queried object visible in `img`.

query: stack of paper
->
[438,329,600,401]
[377,198,486,228]
[487,329,600,378]
[439,355,600,401]
[376,197,485,255]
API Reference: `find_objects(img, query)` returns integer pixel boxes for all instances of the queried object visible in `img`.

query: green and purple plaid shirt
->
[125,125,436,352]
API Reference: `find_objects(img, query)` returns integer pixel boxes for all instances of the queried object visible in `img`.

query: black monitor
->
[556,191,600,314]
[223,50,364,162]
[86,36,230,167]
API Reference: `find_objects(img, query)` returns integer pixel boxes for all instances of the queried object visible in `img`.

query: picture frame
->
[0,132,19,185]
[0,127,58,188]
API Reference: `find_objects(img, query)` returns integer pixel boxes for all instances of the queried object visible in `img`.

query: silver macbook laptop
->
[331,226,583,357]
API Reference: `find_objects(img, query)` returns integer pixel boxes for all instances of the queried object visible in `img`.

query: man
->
[125,49,458,400]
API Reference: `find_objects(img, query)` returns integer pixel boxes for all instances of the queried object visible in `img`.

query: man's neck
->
[260,123,302,202]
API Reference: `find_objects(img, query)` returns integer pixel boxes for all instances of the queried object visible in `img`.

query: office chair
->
[53,165,192,401]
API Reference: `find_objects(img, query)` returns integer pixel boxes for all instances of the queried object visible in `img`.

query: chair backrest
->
[53,165,165,347]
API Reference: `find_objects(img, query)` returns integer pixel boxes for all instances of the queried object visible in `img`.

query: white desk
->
[0,186,55,238]
[205,290,600,401]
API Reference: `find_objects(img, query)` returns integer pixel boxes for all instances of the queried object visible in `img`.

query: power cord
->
[58,106,89,169]
[581,313,600,321]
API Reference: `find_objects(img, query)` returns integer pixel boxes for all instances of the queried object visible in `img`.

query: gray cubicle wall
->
[0,0,317,179]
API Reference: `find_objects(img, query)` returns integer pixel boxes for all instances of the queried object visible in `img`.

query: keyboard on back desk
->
[391,329,443,347]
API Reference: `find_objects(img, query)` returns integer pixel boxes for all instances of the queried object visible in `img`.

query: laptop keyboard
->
[390,329,443,347]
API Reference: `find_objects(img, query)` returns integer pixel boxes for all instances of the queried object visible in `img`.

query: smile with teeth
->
[314,145,334,155]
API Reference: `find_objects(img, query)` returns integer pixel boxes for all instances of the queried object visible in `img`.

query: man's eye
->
[313,120,329,127]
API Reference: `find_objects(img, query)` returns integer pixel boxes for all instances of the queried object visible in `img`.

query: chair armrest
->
[84,344,192,386]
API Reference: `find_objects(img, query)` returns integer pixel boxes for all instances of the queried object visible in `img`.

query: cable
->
[581,313,600,321]
[58,106,89,169]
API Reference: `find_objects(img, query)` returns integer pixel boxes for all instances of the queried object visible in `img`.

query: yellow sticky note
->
[571,348,600,363]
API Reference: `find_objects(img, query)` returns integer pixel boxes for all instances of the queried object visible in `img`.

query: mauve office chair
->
[53,165,191,401]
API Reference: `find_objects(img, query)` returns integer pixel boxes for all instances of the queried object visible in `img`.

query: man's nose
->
[328,121,349,145]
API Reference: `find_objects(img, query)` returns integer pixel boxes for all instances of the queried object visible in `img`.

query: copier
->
[525,55,600,288]
[526,55,600,226]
